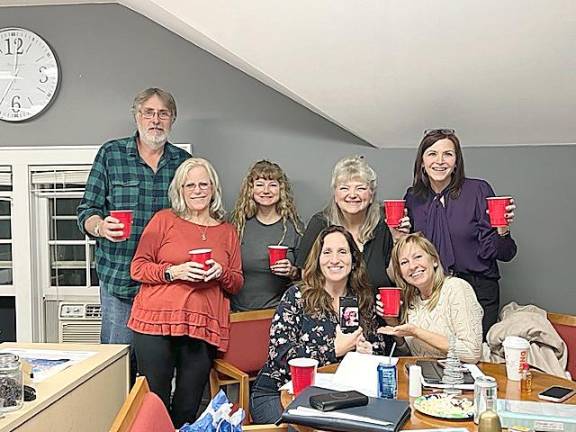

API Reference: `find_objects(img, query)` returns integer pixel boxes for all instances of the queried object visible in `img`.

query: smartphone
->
[538,386,576,403]
[309,390,368,411]
[339,296,359,334]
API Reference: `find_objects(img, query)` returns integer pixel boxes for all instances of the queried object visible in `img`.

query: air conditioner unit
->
[58,303,102,344]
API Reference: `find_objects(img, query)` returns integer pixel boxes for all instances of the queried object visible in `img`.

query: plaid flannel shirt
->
[77,134,190,298]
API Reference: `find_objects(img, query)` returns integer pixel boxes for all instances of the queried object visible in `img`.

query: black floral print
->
[256,285,388,391]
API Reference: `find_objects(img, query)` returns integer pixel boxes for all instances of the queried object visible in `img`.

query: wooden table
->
[0,343,129,432]
[281,357,576,431]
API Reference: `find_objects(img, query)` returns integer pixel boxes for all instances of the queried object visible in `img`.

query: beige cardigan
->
[405,276,484,363]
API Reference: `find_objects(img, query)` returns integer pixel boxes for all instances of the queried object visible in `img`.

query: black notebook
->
[279,386,411,432]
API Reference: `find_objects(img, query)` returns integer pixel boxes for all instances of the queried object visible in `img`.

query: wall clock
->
[0,27,60,122]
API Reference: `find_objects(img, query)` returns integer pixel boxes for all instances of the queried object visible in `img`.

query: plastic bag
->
[180,390,244,432]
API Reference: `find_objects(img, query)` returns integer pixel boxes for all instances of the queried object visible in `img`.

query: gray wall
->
[1,4,575,314]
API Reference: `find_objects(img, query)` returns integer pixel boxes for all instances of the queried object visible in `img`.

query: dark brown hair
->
[411,131,465,199]
[299,225,374,332]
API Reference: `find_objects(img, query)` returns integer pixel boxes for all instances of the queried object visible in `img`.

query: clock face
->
[0,28,60,122]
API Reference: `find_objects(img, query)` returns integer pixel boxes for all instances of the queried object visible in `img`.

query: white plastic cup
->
[408,365,422,397]
[503,336,530,381]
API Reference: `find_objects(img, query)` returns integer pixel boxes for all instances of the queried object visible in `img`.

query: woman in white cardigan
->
[378,233,483,363]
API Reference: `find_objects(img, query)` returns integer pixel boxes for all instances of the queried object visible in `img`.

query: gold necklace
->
[184,214,210,241]
[198,223,208,241]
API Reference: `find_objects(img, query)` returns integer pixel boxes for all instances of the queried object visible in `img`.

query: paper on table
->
[287,406,394,427]
[421,363,484,390]
[0,348,96,382]
[332,351,399,397]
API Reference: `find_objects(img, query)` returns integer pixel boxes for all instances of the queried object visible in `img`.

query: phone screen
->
[540,386,574,399]
[339,296,359,334]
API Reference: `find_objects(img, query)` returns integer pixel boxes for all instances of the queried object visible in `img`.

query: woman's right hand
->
[168,261,207,282]
[334,325,363,357]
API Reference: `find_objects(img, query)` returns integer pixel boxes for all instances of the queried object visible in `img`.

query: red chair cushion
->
[219,318,271,374]
[129,392,175,432]
[551,322,576,380]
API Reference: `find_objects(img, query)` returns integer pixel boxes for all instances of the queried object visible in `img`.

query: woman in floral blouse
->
[250,225,393,424]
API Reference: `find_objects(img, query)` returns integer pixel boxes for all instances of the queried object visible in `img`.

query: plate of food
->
[413,393,474,419]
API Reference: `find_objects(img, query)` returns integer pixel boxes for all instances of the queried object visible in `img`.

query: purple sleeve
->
[475,181,517,262]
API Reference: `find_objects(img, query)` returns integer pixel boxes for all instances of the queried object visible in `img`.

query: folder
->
[279,386,411,432]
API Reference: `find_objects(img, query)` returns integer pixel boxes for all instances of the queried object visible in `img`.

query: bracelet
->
[94,220,103,237]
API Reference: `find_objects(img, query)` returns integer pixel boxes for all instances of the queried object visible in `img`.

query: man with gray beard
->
[77,88,190,382]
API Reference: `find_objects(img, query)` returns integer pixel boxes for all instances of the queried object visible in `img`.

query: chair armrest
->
[213,358,250,381]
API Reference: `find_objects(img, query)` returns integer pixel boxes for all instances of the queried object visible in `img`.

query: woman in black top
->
[296,155,409,291]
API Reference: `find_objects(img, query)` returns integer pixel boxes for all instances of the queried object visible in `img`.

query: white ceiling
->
[4,0,576,148]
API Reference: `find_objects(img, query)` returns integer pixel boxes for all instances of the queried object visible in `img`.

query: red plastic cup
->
[268,245,288,266]
[189,248,212,271]
[288,357,318,395]
[109,210,133,241]
[383,200,405,228]
[378,287,402,317]
[486,196,512,227]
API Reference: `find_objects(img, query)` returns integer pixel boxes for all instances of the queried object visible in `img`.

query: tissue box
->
[497,399,576,432]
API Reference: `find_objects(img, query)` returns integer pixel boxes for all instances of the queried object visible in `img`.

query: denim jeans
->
[100,284,136,383]
[250,384,283,425]
[100,284,134,344]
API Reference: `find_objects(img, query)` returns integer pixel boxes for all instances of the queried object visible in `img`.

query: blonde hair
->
[323,155,381,243]
[299,226,375,334]
[231,160,303,240]
[168,158,225,221]
[390,233,446,323]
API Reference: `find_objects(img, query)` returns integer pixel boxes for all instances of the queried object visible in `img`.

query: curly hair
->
[231,160,303,241]
[390,232,446,323]
[299,225,375,333]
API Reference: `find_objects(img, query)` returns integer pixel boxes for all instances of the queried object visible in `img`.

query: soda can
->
[377,362,397,399]
[474,375,497,424]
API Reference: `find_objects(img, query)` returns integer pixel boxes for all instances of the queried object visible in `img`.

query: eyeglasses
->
[424,128,455,137]
[139,109,172,120]
[183,182,211,191]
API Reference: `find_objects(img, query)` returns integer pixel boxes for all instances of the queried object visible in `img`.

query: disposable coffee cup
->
[109,210,133,241]
[378,287,402,317]
[503,336,529,381]
[189,248,213,271]
[268,245,288,266]
[486,196,512,227]
[383,200,405,228]
[288,357,318,396]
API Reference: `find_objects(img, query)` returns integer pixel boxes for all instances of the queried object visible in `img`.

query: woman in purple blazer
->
[404,129,517,339]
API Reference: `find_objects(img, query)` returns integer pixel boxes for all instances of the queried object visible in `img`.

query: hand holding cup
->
[203,259,223,282]
[270,258,293,277]
[99,210,133,242]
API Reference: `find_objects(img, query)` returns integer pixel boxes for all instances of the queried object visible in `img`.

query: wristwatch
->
[164,267,173,282]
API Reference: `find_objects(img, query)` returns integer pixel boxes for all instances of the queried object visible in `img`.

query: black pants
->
[455,272,500,341]
[133,332,216,428]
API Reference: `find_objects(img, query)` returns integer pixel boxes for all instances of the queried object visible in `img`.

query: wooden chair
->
[548,312,576,380]
[109,376,175,432]
[209,308,275,424]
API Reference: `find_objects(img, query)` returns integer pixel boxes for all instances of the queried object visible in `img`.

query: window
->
[0,167,12,287]
[30,166,97,295]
